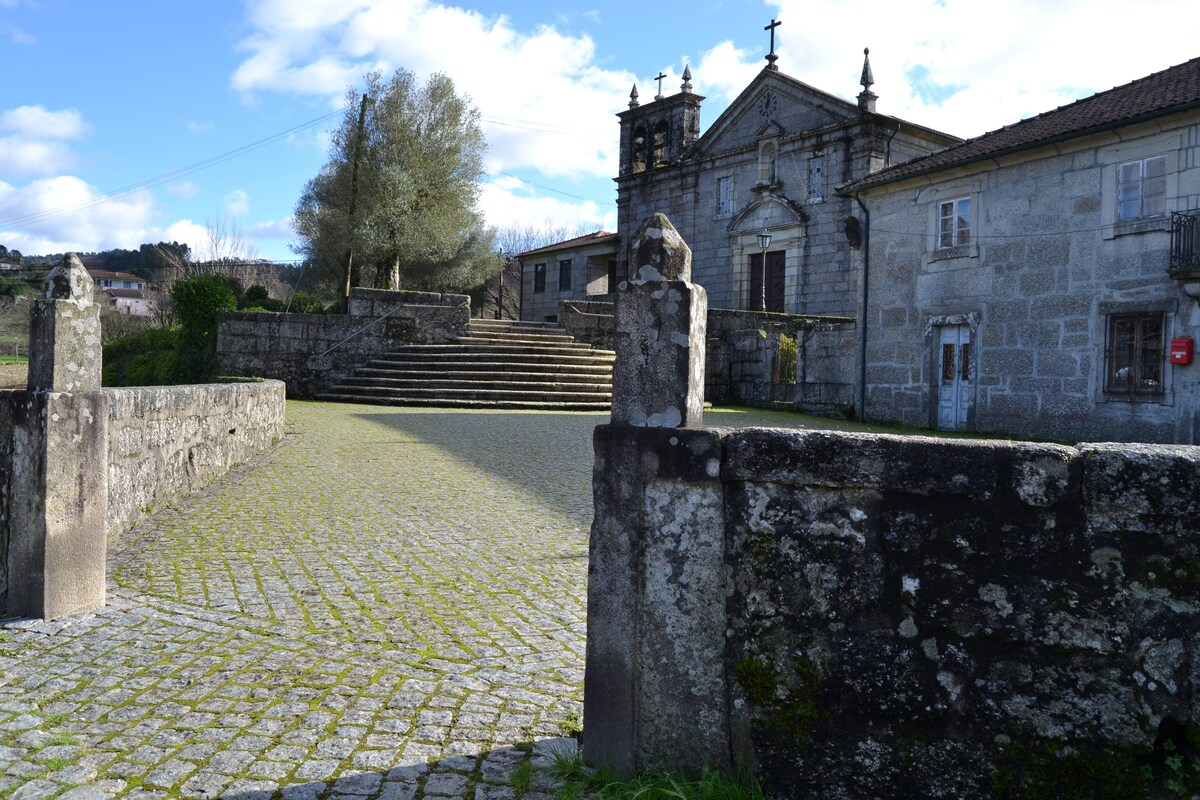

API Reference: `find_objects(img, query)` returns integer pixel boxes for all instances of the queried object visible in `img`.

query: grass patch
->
[556,711,583,738]
[0,354,26,364]
[511,759,534,797]
[538,751,773,800]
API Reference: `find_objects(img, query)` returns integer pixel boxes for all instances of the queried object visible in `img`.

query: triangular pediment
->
[726,194,807,234]
[695,68,860,158]
[755,121,784,139]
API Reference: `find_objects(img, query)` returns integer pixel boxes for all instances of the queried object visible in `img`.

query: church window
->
[716,176,732,216]
[559,259,573,291]
[1117,155,1167,221]
[758,140,777,184]
[631,126,647,173]
[938,197,971,248]
[533,263,546,293]
[808,151,825,203]
[652,121,669,168]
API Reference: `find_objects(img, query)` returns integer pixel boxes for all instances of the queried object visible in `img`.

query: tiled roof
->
[105,288,146,299]
[87,268,145,283]
[516,231,617,259]
[843,55,1200,193]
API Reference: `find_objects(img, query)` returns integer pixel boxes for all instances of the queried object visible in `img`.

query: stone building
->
[614,51,957,319]
[518,231,618,322]
[844,55,1200,444]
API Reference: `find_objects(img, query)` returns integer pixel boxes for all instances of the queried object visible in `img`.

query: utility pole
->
[341,93,370,313]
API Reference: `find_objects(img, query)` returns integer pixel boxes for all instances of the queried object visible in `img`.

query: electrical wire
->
[0,106,352,230]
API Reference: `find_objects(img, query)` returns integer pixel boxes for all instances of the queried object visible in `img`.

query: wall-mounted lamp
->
[757,229,772,250]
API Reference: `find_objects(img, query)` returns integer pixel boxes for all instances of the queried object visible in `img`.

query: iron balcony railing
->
[1170,210,1200,274]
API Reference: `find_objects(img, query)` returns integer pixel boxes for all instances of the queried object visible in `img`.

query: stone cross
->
[764,18,781,69]
[654,71,667,100]
[610,213,707,428]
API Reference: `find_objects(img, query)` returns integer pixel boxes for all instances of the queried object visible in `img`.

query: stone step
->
[457,332,580,345]
[323,385,612,402]
[350,367,609,383]
[323,320,614,411]
[338,376,614,391]
[373,350,615,366]
[388,342,612,357]
[317,393,611,411]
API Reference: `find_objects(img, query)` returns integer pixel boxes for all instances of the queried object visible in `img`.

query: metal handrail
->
[561,301,614,319]
[309,300,467,361]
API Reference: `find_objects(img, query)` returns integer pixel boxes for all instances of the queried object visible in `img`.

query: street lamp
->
[756,229,771,311]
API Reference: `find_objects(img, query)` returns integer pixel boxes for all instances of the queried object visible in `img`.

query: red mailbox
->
[1171,337,1194,366]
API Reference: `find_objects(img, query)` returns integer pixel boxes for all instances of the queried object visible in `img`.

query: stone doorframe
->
[727,195,806,314]
[923,312,979,430]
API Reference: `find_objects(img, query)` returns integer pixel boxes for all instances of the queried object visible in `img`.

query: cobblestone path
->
[0,402,850,800]
[1,402,606,800]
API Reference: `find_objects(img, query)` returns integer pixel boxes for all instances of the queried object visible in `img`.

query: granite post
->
[4,254,109,620]
[585,214,730,776]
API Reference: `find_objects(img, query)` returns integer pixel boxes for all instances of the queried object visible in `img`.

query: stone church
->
[614,40,958,324]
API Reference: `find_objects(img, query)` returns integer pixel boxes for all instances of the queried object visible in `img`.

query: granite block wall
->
[587,424,1200,797]
[217,289,470,398]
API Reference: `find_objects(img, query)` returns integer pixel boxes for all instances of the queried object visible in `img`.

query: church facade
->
[614,51,958,322]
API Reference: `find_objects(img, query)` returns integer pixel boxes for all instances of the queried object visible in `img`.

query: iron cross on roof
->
[654,71,667,99]
[764,18,781,70]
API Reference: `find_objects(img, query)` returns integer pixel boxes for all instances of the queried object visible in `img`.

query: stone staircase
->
[319,318,615,410]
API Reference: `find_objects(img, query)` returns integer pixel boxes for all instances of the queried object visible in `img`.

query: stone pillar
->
[4,254,108,620]
[585,215,730,777]
[610,213,707,428]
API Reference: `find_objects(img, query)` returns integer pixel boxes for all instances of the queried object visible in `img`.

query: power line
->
[0,106,351,230]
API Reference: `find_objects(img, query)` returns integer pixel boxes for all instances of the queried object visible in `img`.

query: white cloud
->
[769,0,1200,138]
[6,26,35,45]
[233,0,630,180]
[224,188,251,217]
[479,179,614,233]
[187,120,215,133]
[248,217,295,239]
[0,177,158,253]
[162,219,210,252]
[1,106,88,139]
[169,181,202,199]
[0,106,89,177]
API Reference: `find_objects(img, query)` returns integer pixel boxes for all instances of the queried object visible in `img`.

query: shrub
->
[288,291,326,314]
[102,326,179,387]
[171,274,237,383]
[241,284,284,311]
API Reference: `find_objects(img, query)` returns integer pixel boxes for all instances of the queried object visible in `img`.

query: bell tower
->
[617,66,703,177]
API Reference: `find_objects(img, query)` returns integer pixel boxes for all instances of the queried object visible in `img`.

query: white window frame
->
[1117,155,1167,222]
[937,196,972,249]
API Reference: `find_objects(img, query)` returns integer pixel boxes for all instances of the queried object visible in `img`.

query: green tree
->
[171,274,236,383]
[293,68,503,301]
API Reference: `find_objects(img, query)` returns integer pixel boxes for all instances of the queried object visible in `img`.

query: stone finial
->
[629,213,692,283]
[629,84,640,109]
[28,252,103,393]
[858,48,877,113]
[681,65,693,93]
[44,253,95,306]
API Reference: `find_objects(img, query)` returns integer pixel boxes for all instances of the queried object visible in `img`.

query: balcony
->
[1169,210,1200,279]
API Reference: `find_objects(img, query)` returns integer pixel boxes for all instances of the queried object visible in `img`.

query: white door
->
[936,325,972,431]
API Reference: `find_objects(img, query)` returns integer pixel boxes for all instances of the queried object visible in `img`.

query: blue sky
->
[2,0,1198,263]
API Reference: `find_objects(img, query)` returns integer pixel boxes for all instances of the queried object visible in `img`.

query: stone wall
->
[558,300,855,414]
[588,424,1200,797]
[217,288,470,398]
[104,380,286,538]
[1,380,286,608]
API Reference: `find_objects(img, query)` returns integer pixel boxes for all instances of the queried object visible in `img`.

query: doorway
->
[748,251,786,313]
[936,324,972,431]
